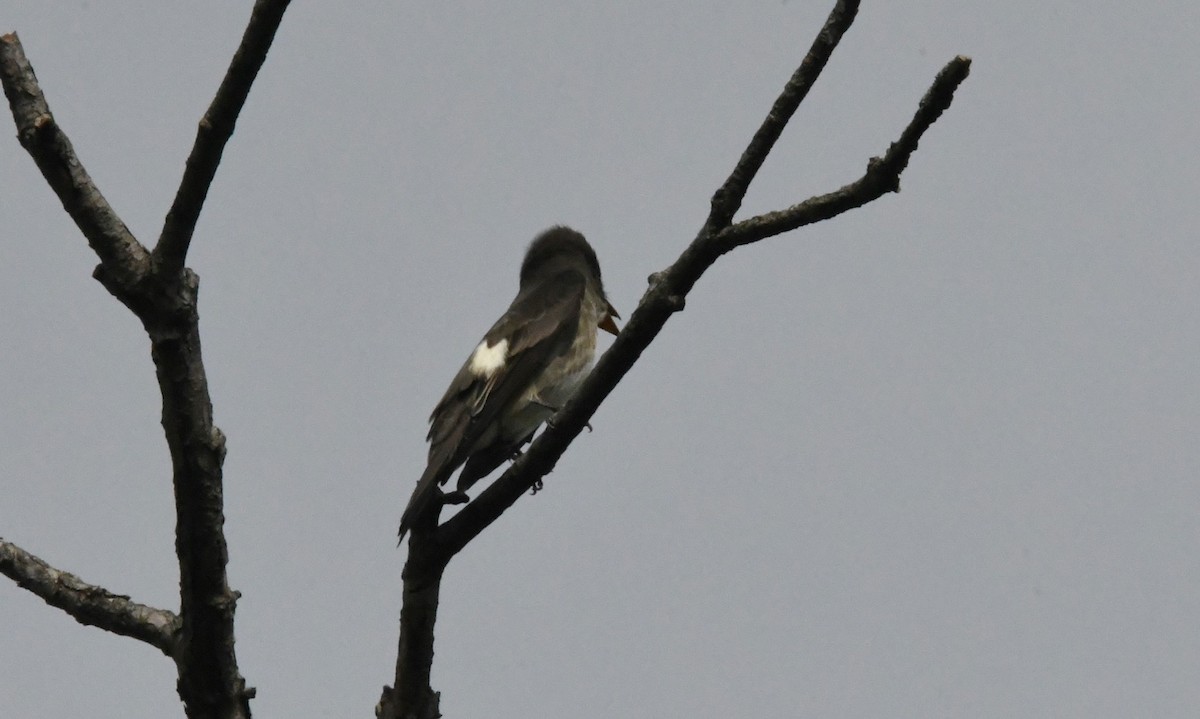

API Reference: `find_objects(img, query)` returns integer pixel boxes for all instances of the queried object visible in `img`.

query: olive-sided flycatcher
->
[398,226,619,540]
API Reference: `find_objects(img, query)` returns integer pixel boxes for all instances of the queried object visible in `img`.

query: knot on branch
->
[647,271,686,312]
[211,427,228,463]
[865,155,902,194]
[16,112,53,150]
[209,588,240,612]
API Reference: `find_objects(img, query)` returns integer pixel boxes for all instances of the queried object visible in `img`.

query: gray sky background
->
[2,2,1198,717]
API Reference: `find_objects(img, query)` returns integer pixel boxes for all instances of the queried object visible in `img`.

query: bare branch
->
[154,326,255,719]
[2,31,250,719]
[0,32,150,288]
[0,538,180,657]
[708,0,860,228]
[399,55,972,718]
[154,0,292,272]
[140,6,299,712]
[4,3,296,713]
[718,55,973,249]
[435,60,974,560]
[385,556,445,719]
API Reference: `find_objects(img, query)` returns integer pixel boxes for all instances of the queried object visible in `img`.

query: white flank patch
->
[469,338,508,376]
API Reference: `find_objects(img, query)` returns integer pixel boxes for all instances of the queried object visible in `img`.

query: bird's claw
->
[530,478,544,495]
[545,417,592,432]
[441,489,470,505]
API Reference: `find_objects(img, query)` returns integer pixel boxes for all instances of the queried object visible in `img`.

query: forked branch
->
[717,55,973,250]
[386,1,972,716]
[440,34,973,560]
[2,2,294,717]
[709,0,861,228]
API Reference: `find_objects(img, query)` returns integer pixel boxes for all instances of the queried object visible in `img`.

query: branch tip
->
[0,538,180,656]
[154,0,294,272]
[0,33,150,287]
[707,0,860,228]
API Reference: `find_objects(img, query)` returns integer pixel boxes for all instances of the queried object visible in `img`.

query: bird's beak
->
[599,302,621,336]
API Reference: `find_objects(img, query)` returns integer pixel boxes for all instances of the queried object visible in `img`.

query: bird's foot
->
[440,489,470,505]
[530,478,544,495]
[545,416,592,432]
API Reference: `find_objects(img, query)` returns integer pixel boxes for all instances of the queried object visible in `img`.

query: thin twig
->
[0,538,180,657]
[708,0,860,228]
[437,67,972,560]
[154,0,293,272]
[413,52,973,717]
[717,55,973,249]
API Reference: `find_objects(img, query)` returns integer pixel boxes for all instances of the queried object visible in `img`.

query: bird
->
[398,226,619,541]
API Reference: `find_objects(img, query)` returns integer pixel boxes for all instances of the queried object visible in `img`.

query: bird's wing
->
[398,269,586,539]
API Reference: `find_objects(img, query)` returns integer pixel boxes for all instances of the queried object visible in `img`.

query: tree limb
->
[387,1,971,715]
[717,55,973,250]
[3,4,295,716]
[0,118,243,719]
[154,0,293,273]
[437,24,975,561]
[2,39,251,719]
[0,33,150,289]
[0,538,180,657]
[709,0,860,228]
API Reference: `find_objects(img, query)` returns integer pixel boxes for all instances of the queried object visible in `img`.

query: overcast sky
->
[2,2,1198,717]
